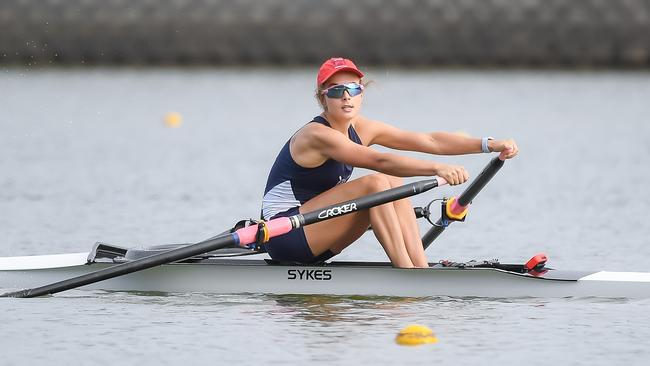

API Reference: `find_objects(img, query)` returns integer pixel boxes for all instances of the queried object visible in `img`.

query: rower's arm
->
[304,124,466,182]
[361,118,518,158]
[362,119,484,155]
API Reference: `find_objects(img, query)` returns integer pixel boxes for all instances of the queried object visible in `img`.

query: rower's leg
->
[300,174,415,268]
[385,176,428,268]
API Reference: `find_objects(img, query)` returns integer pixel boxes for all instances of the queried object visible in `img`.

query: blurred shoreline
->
[2,0,649,68]
[4,65,650,74]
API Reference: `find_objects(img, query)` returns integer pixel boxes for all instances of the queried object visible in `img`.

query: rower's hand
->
[488,138,519,159]
[435,163,469,186]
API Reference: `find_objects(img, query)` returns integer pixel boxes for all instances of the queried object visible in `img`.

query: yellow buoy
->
[395,324,438,346]
[164,112,183,128]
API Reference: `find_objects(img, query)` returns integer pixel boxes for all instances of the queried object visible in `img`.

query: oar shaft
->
[422,155,505,250]
[2,177,445,298]
[456,156,504,207]
[231,178,444,247]
[299,178,442,226]
[6,235,235,298]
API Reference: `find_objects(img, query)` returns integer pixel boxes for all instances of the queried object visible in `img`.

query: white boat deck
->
[0,253,89,270]
[580,271,650,282]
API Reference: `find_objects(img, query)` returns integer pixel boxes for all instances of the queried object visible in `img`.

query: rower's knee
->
[363,174,393,194]
[386,175,403,188]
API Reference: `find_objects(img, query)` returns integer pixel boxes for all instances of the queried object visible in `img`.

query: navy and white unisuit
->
[260,115,363,263]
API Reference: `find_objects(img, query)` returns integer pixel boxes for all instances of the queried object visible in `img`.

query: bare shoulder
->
[352,115,377,130]
[289,122,339,167]
[353,115,396,146]
[292,121,334,147]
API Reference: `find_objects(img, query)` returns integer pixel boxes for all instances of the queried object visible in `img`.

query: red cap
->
[317,57,364,85]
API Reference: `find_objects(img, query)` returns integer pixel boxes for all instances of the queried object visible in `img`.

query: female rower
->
[261,57,518,268]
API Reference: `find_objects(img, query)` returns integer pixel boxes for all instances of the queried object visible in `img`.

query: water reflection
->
[264,294,426,324]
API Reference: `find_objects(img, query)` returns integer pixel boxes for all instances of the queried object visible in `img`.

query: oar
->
[422,151,508,249]
[2,177,446,298]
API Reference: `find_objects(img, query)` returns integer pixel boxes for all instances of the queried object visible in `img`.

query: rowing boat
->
[2,154,648,299]
[1,242,649,298]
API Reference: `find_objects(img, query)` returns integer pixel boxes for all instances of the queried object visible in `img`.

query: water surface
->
[1,68,649,365]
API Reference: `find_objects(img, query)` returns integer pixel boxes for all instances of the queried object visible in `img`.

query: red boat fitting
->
[525,253,548,272]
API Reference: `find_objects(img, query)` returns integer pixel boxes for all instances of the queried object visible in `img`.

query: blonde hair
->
[315,79,371,110]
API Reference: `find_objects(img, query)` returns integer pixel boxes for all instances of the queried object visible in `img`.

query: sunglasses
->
[321,83,364,98]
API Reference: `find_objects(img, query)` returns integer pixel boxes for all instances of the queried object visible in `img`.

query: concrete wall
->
[1,0,649,67]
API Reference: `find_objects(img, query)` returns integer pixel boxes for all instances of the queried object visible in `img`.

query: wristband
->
[481,137,493,153]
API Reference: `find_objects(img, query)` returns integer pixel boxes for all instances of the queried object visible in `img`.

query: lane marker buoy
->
[164,112,183,128]
[395,324,438,346]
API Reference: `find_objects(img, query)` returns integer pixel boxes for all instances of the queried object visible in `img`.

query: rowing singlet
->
[261,116,363,220]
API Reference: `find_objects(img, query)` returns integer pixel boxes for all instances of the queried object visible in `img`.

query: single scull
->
[1,242,649,298]
[2,154,648,299]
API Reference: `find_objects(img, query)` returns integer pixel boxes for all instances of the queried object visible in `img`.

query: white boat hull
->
[2,254,650,298]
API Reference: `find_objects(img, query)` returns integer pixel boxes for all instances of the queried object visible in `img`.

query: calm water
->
[1,68,650,365]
